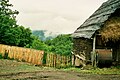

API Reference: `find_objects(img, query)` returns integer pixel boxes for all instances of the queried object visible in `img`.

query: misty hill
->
[32,30,60,41]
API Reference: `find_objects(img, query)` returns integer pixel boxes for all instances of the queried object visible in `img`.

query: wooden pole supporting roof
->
[91,34,97,67]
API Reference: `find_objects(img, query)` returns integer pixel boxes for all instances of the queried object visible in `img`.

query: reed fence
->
[0,44,72,68]
[0,44,44,65]
[46,53,71,68]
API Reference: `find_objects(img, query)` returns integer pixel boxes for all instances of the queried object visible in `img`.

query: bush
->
[0,54,3,59]
[3,51,9,59]
[42,52,47,64]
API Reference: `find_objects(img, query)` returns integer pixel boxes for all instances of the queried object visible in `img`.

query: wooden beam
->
[92,34,97,67]
[93,35,96,52]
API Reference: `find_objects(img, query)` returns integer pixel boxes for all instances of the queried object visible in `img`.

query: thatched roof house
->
[72,0,120,67]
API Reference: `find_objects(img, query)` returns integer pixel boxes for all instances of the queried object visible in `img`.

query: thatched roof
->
[100,16,120,42]
[72,0,120,39]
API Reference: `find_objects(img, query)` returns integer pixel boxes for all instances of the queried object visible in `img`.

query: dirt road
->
[0,71,120,80]
[0,59,120,80]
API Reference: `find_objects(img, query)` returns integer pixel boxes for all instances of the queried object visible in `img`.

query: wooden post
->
[92,34,97,67]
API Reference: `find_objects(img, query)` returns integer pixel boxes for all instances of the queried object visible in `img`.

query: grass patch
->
[0,59,120,75]
[60,67,120,74]
[0,59,43,74]
[0,59,58,74]
[0,54,3,59]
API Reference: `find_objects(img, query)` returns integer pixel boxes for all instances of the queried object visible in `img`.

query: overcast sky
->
[10,0,108,34]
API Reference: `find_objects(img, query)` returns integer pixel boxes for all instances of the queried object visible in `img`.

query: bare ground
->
[0,71,120,80]
[0,59,120,80]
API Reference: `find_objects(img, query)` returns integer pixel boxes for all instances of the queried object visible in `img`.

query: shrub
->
[3,51,8,59]
[0,54,3,59]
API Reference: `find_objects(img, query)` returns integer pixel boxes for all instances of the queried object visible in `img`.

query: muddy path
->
[0,71,120,80]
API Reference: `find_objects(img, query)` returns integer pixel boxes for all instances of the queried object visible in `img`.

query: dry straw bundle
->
[100,16,120,42]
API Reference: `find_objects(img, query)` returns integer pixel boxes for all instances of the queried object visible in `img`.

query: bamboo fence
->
[0,44,72,67]
[0,44,44,65]
[46,53,71,68]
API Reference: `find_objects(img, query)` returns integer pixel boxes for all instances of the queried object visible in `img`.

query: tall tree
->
[0,0,33,47]
[0,0,19,44]
[3,26,33,47]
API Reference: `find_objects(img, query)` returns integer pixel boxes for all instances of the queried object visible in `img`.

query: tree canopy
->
[0,0,33,47]
[45,34,73,55]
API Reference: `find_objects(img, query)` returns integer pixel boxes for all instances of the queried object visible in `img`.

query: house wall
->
[73,38,93,62]
[73,36,116,67]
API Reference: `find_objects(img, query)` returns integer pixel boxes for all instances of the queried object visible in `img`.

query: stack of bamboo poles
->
[0,44,44,65]
[46,53,71,68]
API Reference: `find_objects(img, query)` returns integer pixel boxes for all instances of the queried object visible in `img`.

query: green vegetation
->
[0,0,33,47]
[0,59,43,74]
[0,0,73,56]
[26,34,73,55]
[0,54,2,59]
[61,67,120,74]
[45,34,73,55]
[25,36,51,51]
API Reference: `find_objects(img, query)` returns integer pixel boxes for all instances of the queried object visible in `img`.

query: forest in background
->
[0,0,72,56]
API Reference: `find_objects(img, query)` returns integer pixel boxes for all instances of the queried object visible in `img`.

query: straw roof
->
[72,0,120,39]
[100,16,120,42]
